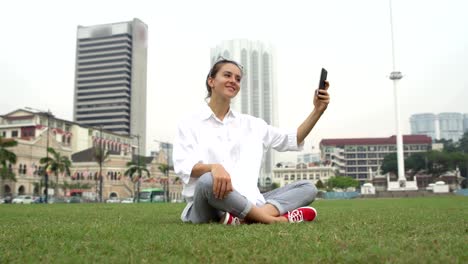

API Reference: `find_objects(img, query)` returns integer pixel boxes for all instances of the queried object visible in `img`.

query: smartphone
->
[318,68,328,89]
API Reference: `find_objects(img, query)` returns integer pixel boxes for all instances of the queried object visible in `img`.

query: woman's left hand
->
[314,80,330,113]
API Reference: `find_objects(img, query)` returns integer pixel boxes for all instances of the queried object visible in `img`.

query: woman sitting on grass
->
[173,57,330,224]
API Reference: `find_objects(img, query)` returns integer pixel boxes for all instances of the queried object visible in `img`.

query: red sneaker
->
[221,212,241,225]
[283,207,317,223]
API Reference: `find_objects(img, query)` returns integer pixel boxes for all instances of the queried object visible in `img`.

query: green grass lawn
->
[1,196,467,263]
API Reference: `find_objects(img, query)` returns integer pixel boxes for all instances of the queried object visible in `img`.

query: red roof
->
[320,135,432,146]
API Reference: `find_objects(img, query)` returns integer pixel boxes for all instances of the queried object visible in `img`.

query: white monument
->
[386,0,418,191]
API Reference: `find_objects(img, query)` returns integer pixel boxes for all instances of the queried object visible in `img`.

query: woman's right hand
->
[211,164,233,199]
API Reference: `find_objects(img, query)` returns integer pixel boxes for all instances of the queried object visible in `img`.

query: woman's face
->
[208,63,242,100]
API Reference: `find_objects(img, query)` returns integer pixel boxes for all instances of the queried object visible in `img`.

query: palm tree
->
[158,164,170,202]
[0,136,17,197]
[93,147,109,202]
[40,147,71,198]
[124,156,150,202]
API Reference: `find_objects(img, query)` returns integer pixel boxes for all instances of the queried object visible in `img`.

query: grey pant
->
[184,173,317,223]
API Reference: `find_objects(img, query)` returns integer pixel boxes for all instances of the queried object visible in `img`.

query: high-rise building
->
[438,112,464,142]
[73,18,148,154]
[410,112,467,142]
[464,114,468,133]
[410,113,437,140]
[211,39,277,183]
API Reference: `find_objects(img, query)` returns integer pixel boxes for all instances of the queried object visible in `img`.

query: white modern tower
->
[73,19,148,154]
[211,39,278,184]
[387,1,417,190]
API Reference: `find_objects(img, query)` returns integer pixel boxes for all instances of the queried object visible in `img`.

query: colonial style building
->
[0,109,182,201]
[272,163,336,187]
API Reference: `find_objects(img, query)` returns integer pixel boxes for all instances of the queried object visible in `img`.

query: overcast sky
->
[1,0,467,160]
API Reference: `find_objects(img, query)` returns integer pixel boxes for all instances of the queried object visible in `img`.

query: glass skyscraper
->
[211,39,277,183]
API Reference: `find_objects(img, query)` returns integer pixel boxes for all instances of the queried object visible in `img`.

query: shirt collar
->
[199,104,239,121]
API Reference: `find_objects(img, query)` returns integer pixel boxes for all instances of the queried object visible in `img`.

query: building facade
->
[410,113,437,140]
[0,109,177,200]
[410,112,467,142]
[320,135,432,183]
[272,163,335,187]
[73,18,148,154]
[211,39,277,183]
[438,112,464,142]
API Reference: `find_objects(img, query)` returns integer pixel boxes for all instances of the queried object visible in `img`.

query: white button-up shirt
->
[173,104,303,207]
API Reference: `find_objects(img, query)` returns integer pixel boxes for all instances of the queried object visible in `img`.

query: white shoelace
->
[223,213,241,225]
[232,217,241,225]
[287,209,304,223]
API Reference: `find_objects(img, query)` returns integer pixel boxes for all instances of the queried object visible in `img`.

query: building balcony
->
[77,80,130,88]
[78,36,131,46]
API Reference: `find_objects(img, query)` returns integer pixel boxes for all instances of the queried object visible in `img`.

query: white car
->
[121,198,134,204]
[106,197,120,203]
[12,195,34,204]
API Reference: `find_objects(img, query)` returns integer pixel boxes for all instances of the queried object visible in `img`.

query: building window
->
[357,146,367,152]
[11,131,18,138]
[358,160,367,165]
[284,175,289,180]
[291,174,295,181]
[1,131,5,137]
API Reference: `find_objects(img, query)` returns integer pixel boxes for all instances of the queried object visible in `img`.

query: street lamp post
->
[25,107,52,203]
[154,140,170,202]
[98,126,103,202]
[132,134,141,203]
[388,0,406,186]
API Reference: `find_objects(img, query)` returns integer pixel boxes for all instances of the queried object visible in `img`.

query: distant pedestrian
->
[173,57,330,224]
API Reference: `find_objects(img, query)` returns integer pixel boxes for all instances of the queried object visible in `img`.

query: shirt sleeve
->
[173,121,203,184]
[262,121,304,152]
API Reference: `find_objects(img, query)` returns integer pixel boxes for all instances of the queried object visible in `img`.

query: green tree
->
[381,153,398,176]
[426,150,451,178]
[124,156,150,202]
[0,136,17,197]
[327,176,360,190]
[458,132,468,153]
[315,179,325,189]
[405,152,427,177]
[40,147,71,198]
[434,139,457,152]
[93,147,109,202]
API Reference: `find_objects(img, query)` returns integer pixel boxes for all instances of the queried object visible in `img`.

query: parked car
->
[12,195,34,204]
[32,196,45,204]
[106,197,120,203]
[69,196,82,203]
[47,197,67,204]
[2,195,13,204]
[121,198,134,204]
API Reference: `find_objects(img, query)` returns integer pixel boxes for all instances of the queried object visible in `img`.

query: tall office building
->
[438,112,464,142]
[464,114,468,133]
[410,113,437,140]
[73,18,148,154]
[211,39,278,183]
